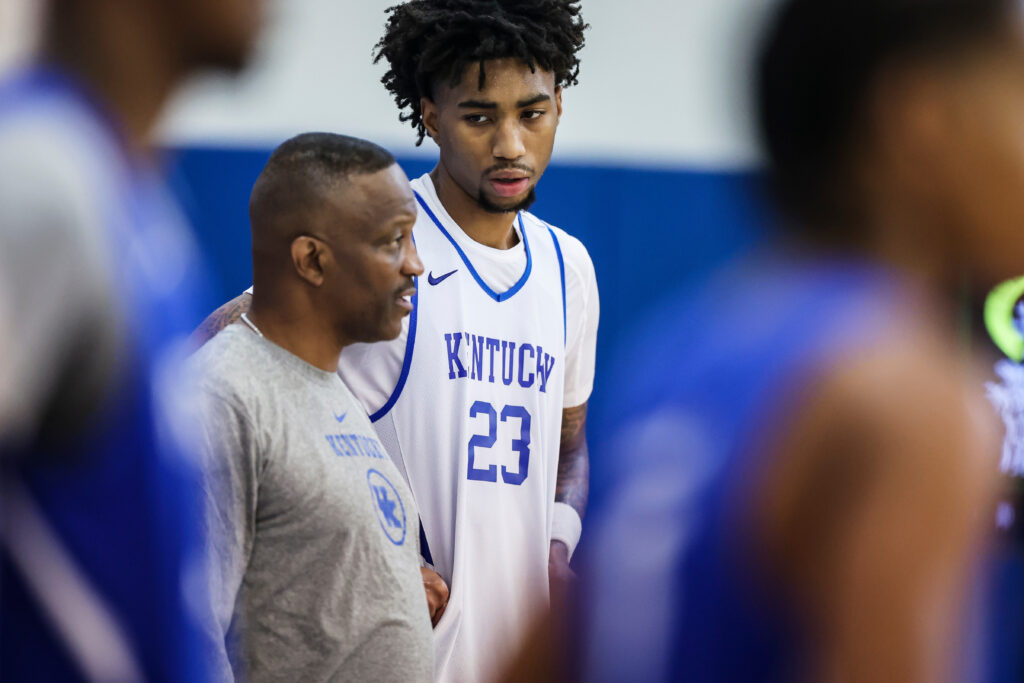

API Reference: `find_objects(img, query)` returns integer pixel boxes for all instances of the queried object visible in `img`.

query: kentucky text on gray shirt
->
[191,324,433,682]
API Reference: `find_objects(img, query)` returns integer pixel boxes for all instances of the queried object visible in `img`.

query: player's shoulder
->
[809,310,996,472]
[0,79,122,233]
[520,212,595,278]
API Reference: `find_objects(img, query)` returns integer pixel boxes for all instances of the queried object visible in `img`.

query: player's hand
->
[421,566,450,627]
[548,540,576,616]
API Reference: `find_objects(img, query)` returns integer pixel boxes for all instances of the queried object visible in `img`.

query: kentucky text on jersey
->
[444,332,557,392]
[325,433,389,459]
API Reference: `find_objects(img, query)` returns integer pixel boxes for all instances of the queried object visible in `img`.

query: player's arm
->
[420,566,450,627]
[191,291,252,348]
[758,338,997,683]
[549,403,590,601]
[551,236,599,574]
[556,403,590,519]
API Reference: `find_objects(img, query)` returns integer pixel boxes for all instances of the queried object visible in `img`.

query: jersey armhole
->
[547,226,568,346]
[369,275,419,422]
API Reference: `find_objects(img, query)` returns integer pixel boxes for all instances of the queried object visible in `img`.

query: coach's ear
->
[421,97,440,143]
[290,235,328,287]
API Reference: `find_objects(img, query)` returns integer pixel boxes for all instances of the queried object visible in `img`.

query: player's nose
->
[492,118,526,160]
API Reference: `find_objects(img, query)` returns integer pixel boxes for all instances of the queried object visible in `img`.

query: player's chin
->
[475,189,520,213]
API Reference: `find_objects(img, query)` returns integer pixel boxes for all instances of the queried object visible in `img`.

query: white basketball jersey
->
[385,176,567,682]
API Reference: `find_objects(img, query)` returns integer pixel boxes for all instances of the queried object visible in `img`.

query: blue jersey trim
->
[548,226,568,345]
[414,191,533,302]
[370,273,419,423]
[418,520,434,566]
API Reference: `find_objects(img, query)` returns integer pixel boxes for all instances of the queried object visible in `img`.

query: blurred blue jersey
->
[579,254,895,682]
[0,68,214,682]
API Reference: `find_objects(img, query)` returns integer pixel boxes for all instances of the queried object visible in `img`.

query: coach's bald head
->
[248,133,422,348]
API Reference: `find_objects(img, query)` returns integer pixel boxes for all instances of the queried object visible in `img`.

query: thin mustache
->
[484,163,534,175]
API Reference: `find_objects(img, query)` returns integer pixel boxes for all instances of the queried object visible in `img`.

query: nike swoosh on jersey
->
[333,412,347,423]
[427,269,458,286]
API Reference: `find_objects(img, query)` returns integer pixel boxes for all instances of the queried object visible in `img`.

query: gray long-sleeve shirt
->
[190,324,433,682]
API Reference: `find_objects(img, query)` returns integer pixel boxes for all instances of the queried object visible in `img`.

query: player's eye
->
[522,110,545,120]
[464,114,490,125]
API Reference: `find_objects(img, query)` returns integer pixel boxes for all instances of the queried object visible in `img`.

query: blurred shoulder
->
[795,308,998,479]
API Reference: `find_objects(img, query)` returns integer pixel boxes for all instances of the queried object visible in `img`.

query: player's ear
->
[554,86,563,120]
[421,97,440,142]
[290,235,328,287]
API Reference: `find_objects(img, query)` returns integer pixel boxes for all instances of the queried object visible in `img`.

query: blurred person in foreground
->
[981,276,1024,682]
[191,133,439,682]
[0,0,260,680]
[524,0,1024,681]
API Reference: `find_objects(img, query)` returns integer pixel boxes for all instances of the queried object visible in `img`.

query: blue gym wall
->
[164,147,768,428]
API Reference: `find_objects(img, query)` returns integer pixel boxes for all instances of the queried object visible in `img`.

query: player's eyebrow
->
[458,99,498,109]
[516,94,550,108]
[457,94,551,109]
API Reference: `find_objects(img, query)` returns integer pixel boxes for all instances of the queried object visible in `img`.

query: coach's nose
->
[403,237,424,277]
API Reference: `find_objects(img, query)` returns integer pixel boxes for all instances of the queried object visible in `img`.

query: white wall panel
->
[2,0,775,168]
[159,0,776,168]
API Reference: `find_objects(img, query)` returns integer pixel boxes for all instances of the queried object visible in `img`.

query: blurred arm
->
[0,134,119,448]
[758,339,997,683]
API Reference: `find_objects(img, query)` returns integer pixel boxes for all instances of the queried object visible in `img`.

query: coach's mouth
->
[396,286,416,313]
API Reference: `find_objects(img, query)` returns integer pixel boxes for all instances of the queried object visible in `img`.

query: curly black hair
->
[374,0,588,145]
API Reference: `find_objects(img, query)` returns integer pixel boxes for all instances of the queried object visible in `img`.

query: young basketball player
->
[572,0,1023,680]
[0,0,260,680]
[195,2,597,680]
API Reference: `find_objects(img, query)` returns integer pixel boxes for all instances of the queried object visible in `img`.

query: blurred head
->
[374,0,588,214]
[250,133,423,344]
[47,0,262,74]
[167,0,263,72]
[758,0,1024,285]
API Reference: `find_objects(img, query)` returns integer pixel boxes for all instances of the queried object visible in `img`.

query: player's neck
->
[248,296,346,373]
[864,195,956,301]
[430,166,520,250]
[42,4,188,156]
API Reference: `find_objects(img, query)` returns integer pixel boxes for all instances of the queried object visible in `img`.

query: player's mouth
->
[488,172,530,198]
[396,286,416,313]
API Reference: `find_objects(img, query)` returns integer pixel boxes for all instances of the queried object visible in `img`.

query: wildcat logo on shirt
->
[443,332,557,393]
[366,469,407,546]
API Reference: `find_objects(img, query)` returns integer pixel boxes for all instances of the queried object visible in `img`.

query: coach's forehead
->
[322,165,415,236]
